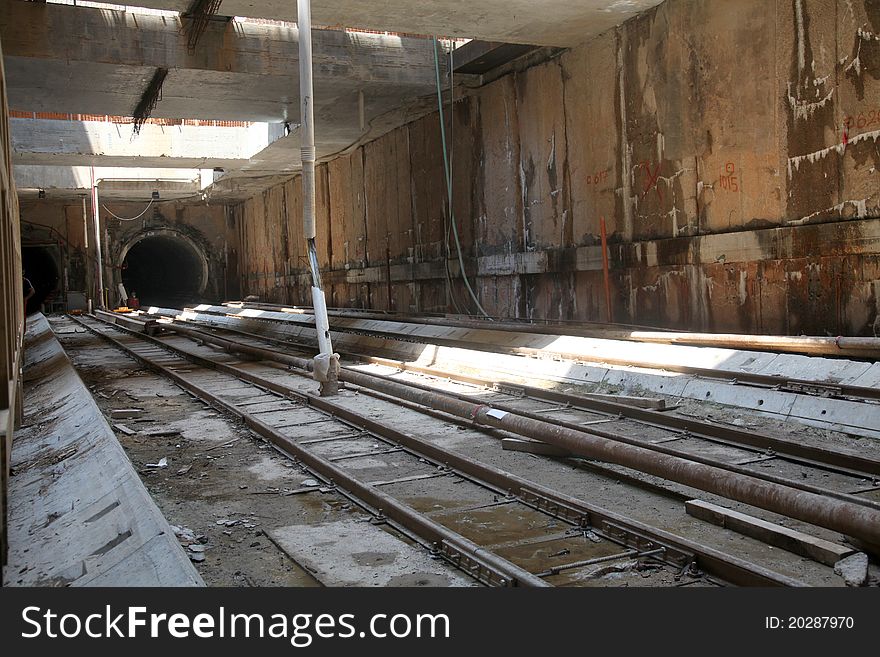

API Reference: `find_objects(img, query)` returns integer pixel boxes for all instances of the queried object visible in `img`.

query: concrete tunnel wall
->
[18,198,241,309]
[235,0,880,336]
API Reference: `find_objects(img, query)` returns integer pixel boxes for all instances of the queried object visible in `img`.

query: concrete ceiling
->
[0,2,441,123]
[1,0,665,200]
[1,1,445,198]
[131,0,664,47]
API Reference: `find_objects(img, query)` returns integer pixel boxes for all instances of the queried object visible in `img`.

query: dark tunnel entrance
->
[22,246,60,315]
[121,234,206,308]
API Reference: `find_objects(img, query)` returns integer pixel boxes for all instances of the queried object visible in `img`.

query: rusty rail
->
[70,314,547,587]
[131,312,880,481]
[153,319,880,550]
[76,313,809,586]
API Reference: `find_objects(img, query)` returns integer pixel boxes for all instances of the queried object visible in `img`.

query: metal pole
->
[298,0,338,395]
[81,195,89,251]
[81,194,92,312]
[90,166,105,310]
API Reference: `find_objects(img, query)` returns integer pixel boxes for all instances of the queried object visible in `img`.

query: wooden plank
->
[685,499,856,567]
[408,114,446,263]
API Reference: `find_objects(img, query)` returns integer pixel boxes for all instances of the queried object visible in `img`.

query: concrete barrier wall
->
[3,315,203,586]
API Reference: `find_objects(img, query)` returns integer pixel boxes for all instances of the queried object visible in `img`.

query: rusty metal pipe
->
[88,313,810,586]
[223,301,880,359]
[337,368,880,547]
[625,331,880,358]
[162,320,314,369]
[158,321,880,547]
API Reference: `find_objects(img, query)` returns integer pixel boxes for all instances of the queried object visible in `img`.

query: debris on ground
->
[834,552,868,587]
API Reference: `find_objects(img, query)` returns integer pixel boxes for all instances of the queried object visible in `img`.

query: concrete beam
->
[0,1,440,85]
[129,0,665,48]
[269,218,880,285]
[1,3,441,126]
[5,316,204,587]
[14,165,213,200]
[11,117,274,168]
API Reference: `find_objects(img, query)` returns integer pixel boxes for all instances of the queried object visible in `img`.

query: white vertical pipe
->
[298,0,317,243]
[81,195,88,250]
[298,0,336,369]
[90,166,105,309]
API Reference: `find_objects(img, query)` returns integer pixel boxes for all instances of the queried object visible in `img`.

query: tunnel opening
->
[122,234,206,308]
[22,246,61,315]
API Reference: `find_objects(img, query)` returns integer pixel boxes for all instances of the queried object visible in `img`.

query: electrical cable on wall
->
[443,40,464,314]
[101,198,155,221]
[444,42,468,316]
[434,39,463,315]
[433,38,490,319]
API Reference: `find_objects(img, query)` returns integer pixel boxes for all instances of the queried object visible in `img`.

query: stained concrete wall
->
[19,198,240,307]
[238,0,880,336]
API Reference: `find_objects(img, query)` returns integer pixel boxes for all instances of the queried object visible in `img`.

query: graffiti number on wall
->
[640,161,663,203]
[844,110,880,131]
[719,162,739,193]
[585,169,609,186]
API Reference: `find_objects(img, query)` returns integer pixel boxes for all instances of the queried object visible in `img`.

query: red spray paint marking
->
[719,162,740,192]
[640,161,663,203]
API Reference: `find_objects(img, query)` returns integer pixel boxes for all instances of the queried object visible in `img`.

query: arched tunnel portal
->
[120,231,208,308]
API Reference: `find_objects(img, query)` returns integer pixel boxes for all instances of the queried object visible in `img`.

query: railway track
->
[96,310,880,540]
[127,311,880,509]
[66,312,830,587]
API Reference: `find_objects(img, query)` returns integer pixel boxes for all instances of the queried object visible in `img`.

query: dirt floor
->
[52,319,473,587]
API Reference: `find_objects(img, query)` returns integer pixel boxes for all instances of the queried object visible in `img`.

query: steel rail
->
[366,358,880,478]
[354,370,880,510]
[75,314,807,586]
[118,310,878,476]
[139,318,880,549]
[68,314,547,587]
[120,314,880,503]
